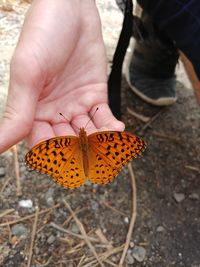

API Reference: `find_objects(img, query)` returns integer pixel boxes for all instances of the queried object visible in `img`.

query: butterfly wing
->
[87,131,146,184]
[25,136,86,189]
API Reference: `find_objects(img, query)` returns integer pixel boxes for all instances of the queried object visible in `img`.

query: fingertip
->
[99,121,125,132]
[0,118,31,153]
[27,121,55,148]
[91,103,125,131]
[103,120,125,131]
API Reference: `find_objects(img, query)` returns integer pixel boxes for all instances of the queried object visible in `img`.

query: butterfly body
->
[25,128,146,189]
[78,127,89,176]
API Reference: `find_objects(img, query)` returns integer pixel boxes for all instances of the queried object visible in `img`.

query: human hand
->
[0,0,124,153]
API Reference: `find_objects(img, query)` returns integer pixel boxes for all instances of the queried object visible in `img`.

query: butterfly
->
[25,128,146,189]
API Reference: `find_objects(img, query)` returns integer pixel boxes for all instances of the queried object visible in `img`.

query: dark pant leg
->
[137,0,200,79]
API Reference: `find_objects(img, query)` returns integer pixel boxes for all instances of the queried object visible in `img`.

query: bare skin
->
[0,0,125,153]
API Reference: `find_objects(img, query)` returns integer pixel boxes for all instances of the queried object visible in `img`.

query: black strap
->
[108,0,133,119]
[108,1,148,119]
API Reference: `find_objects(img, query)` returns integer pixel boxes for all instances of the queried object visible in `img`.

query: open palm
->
[0,0,124,153]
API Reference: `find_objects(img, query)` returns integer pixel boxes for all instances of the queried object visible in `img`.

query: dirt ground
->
[0,1,200,267]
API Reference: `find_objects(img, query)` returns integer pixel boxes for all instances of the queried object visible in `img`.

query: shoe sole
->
[123,39,177,106]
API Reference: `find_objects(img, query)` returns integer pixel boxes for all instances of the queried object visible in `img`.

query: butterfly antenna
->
[59,108,99,130]
[85,107,99,129]
[59,112,68,121]
[59,112,81,131]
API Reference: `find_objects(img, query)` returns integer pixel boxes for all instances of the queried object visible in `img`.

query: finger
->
[71,114,97,135]
[90,103,125,131]
[27,121,55,148]
[0,41,45,154]
[53,122,76,137]
[0,84,37,153]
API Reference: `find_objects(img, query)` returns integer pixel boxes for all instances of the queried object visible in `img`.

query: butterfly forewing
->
[25,136,86,189]
[87,131,146,184]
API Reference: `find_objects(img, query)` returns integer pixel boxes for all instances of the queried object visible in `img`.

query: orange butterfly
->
[25,128,146,189]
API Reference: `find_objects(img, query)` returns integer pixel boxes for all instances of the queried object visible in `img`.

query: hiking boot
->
[124,11,179,106]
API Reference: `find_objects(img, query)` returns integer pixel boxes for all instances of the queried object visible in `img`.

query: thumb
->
[0,80,38,154]
[0,87,36,153]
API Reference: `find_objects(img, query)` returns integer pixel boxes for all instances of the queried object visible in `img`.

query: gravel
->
[173,192,186,203]
[18,199,33,208]
[0,166,6,177]
[11,224,28,237]
[132,245,146,262]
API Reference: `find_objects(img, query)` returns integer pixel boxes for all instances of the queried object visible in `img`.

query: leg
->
[125,9,179,106]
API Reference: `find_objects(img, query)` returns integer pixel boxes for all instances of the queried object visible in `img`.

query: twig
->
[95,228,112,247]
[62,207,86,227]
[0,177,11,194]
[127,107,150,122]
[34,256,52,267]
[118,163,137,267]
[77,255,86,267]
[0,203,60,227]
[63,200,105,267]
[104,259,118,267]
[80,258,101,267]
[139,107,167,134]
[102,201,128,217]
[90,259,117,267]
[7,224,12,241]
[185,165,200,173]
[12,145,22,196]
[151,131,180,142]
[27,206,39,267]
[65,241,85,255]
[50,222,99,243]
[80,245,124,267]
[0,209,15,218]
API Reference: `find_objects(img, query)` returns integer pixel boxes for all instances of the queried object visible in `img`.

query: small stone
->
[156,226,165,232]
[124,217,129,224]
[20,165,27,174]
[130,241,135,248]
[178,252,183,259]
[189,193,199,200]
[111,255,118,263]
[181,179,187,188]
[47,235,56,244]
[0,167,6,177]
[103,228,107,234]
[173,192,185,203]
[46,196,55,206]
[19,199,33,208]
[45,188,55,206]
[11,224,28,237]
[70,223,79,234]
[126,250,135,264]
[90,199,99,211]
[132,246,146,262]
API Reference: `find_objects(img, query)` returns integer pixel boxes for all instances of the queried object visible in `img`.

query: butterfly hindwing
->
[25,136,85,189]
